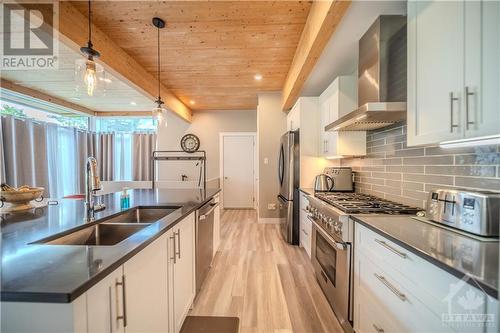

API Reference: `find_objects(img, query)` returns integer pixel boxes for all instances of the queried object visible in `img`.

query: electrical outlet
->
[268,203,276,210]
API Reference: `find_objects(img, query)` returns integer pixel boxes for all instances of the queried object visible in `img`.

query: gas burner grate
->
[314,192,421,215]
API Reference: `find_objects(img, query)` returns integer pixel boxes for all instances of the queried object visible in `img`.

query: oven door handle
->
[310,216,348,250]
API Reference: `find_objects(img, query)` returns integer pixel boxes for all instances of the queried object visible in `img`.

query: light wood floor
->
[190,209,343,333]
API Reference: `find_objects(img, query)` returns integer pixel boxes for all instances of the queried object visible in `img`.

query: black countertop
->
[351,215,499,299]
[1,188,220,303]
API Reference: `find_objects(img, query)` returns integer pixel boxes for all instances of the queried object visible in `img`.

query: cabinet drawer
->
[356,223,484,318]
[357,252,454,333]
[355,223,497,332]
[355,284,405,333]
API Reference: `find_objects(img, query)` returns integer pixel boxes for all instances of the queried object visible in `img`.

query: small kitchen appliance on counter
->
[314,174,334,192]
[426,189,500,237]
[316,167,354,192]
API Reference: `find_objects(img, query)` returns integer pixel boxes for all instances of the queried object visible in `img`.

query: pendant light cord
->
[87,0,92,48]
[157,25,161,103]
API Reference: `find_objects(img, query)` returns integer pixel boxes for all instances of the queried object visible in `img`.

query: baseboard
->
[257,217,280,224]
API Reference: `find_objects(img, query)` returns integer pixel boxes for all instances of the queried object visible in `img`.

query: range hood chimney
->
[326,15,407,132]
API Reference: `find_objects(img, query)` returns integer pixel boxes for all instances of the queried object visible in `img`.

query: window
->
[96,117,155,181]
[96,117,155,132]
[0,100,89,130]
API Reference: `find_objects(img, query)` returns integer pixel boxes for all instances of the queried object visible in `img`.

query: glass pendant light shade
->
[75,58,105,97]
[152,104,167,128]
[77,0,103,97]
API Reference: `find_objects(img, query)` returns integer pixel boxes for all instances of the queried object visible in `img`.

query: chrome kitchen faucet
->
[85,157,106,222]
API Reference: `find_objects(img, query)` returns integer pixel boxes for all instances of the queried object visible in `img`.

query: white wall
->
[257,93,287,219]
[156,110,257,187]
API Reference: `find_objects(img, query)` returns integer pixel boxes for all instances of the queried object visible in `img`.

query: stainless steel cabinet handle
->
[465,86,475,130]
[375,239,407,259]
[170,233,177,264]
[176,230,181,259]
[108,286,113,333]
[373,324,385,333]
[115,275,127,327]
[449,92,459,132]
[374,273,407,302]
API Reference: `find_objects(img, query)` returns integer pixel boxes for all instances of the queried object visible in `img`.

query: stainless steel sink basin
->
[102,207,179,224]
[32,207,180,246]
[36,223,150,246]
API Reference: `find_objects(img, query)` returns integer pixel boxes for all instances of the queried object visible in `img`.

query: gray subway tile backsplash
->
[340,123,500,208]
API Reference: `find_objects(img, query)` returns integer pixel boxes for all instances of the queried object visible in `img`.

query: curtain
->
[97,133,114,181]
[0,116,97,198]
[1,116,50,194]
[132,132,156,181]
[1,115,156,197]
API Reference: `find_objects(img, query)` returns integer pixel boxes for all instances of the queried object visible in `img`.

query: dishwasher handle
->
[199,202,219,220]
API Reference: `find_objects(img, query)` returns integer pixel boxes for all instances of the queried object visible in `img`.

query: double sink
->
[33,207,180,246]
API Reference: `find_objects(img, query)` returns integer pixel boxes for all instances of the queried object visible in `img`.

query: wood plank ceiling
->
[70,1,312,111]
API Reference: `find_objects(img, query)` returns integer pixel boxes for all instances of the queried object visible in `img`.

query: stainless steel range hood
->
[326,15,407,132]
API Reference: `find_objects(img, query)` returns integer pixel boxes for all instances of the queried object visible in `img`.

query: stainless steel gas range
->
[305,192,421,333]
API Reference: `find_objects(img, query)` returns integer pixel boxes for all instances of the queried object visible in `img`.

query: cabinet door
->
[173,213,196,333]
[287,102,300,131]
[87,267,125,333]
[123,233,169,333]
[213,195,221,257]
[407,0,465,146]
[299,193,311,258]
[464,0,500,138]
[319,96,330,156]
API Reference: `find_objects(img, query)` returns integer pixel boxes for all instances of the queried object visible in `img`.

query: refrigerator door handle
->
[278,145,284,185]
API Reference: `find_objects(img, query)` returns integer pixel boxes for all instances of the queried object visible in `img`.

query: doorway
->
[219,133,257,209]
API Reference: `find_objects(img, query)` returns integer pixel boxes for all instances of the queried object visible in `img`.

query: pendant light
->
[152,17,167,127]
[79,0,101,96]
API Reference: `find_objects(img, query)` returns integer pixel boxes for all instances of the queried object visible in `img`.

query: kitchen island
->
[1,187,220,333]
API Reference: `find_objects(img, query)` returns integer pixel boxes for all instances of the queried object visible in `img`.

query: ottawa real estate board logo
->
[1,1,59,70]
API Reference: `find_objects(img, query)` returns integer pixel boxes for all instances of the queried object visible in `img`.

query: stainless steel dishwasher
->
[196,198,217,293]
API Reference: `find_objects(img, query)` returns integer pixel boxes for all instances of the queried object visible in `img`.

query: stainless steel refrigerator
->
[277,130,300,245]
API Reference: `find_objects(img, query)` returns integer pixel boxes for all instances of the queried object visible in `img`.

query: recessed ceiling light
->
[254,73,263,81]
[130,101,137,106]
[189,100,195,105]
[99,77,112,83]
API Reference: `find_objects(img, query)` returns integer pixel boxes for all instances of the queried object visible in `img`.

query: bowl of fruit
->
[0,184,45,212]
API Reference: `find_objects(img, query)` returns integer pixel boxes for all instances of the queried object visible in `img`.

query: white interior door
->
[222,135,255,208]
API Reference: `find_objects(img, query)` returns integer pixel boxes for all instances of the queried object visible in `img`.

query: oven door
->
[311,219,352,332]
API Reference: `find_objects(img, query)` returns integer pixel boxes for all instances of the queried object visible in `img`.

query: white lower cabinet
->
[171,213,196,333]
[2,213,197,333]
[213,194,221,257]
[299,192,312,258]
[87,267,125,333]
[354,223,498,333]
[123,233,170,332]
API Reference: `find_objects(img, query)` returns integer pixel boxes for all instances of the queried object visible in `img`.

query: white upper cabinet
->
[408,0,500,146]
[464,0,500,139]
[319,76,366,157]
[286,102,301,131]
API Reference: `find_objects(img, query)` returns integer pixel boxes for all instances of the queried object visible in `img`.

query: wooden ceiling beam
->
[0,79,96,116]
[281,0,351,111]
[57,1,192,122]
